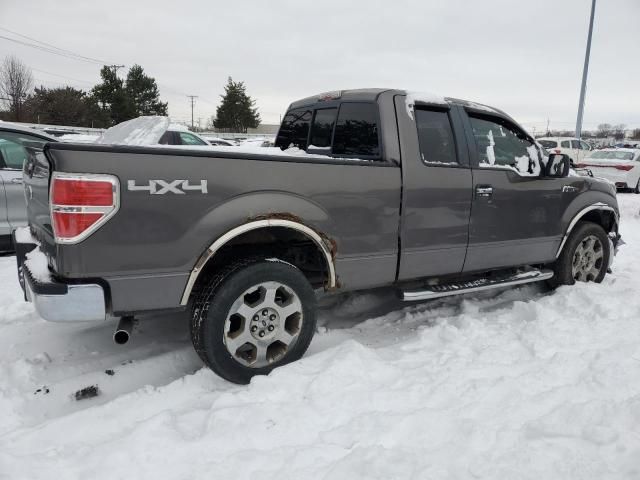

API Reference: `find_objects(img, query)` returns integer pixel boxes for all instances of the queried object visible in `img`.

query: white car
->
[537,137,593,165]
[578,148,640,193]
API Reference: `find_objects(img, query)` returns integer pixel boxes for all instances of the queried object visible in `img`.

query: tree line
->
[0,55,261,132]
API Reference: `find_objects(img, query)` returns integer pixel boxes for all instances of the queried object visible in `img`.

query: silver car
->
[0,123,57,252]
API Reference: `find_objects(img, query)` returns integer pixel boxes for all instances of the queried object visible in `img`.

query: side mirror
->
[545,153,571,178]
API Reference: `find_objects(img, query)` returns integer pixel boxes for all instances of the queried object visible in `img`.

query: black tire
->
[550,221,610,287]
[634,179,640,194]
[190,258,317,384]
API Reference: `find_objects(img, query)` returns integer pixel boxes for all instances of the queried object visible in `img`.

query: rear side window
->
[538,140,557,149]
[415,109,457,165]
[275,109,312,150]
[332,103,379,157]
[561,140,571,148]
[308,108,337,148]
[179,132,207,146]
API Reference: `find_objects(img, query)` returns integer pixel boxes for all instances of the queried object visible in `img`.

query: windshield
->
[538,140,557,148]
[588,151,635,161]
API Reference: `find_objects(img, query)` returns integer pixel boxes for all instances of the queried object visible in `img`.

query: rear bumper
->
[13,228,107,322]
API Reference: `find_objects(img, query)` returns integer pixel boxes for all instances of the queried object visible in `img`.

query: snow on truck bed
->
[2,197,640,479]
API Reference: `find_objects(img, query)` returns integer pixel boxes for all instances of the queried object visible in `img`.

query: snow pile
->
[96,116,169,146]
[24,248,50,283]
[2,198,640,478]
[57,133,100,143]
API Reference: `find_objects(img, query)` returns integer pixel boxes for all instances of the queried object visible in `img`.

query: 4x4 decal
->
[127,180,208,195]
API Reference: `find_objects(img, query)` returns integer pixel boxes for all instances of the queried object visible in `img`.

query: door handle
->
[10,178,23,184]
[475,186,493,197]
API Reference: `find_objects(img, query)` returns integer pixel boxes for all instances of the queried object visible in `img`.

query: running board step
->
[401,269,554,302]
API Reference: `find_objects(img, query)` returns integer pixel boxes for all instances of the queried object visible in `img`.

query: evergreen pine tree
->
[125,65,168,116]
[213,77,260,133]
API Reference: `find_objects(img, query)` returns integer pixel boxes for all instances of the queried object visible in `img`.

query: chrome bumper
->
[14,229,107,322]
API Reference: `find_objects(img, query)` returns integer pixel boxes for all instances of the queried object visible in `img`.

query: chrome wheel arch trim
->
[555,202,618,259]
[180,219,336,305]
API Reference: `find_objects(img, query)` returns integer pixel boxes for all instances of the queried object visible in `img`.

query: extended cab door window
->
[468,115,542,176]
[308,108,337,153]
[275,109,312,150]
[415,109,458,166]
[332,103,380,158]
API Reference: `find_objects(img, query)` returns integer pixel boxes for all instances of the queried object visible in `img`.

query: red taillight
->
[52,179,114,206]
[614,165,634,171]
[50,174,119,244]
[52,212,104,238]
[553,149,562,154]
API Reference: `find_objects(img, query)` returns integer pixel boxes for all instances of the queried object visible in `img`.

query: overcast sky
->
[1,0,638,132]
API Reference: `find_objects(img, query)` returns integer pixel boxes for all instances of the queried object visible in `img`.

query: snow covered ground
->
[2,196,640,479]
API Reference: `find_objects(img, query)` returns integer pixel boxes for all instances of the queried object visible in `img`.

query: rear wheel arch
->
[181,219,337,305]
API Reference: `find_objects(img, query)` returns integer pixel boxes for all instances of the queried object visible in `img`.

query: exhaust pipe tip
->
[114,329,130,345]
[113,316,134,345]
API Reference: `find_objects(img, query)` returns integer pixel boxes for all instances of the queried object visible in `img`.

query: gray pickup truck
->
[14,89,620,384]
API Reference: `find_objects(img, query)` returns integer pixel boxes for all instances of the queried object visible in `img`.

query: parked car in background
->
[202,137,235,146]
[537,137,592,165]
[0,123,57,252]
[159,127,213,146]
[577,148,640,193]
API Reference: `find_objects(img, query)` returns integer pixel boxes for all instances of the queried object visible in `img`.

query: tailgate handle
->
[475,185,493,197]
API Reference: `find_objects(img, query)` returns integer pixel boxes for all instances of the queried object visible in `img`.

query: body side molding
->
[179,219,337,305]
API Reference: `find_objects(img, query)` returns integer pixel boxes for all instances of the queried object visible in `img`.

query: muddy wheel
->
[551,222,609,287]
[190,258,316,384]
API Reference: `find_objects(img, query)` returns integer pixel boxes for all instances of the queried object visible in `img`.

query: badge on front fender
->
[127,180,208,195]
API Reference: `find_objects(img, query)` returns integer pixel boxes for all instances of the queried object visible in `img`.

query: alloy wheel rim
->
[571,235,604,282]
[223,281,303,368]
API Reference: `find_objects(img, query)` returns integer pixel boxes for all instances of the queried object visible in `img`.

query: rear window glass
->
[275,109,312,150]
[332,103,379,157]
[538,140,557,148]
[589,151,635,161]
[308,108,337,149]
[560,140,571,148]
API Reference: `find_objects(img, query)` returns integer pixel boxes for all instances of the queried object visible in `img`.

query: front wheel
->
[190,258,317,384]
[551,222,610,286]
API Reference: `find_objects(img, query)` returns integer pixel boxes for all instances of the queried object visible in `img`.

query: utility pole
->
[575,0,596,139]
[106,64,125,75]
[187,95,198,129]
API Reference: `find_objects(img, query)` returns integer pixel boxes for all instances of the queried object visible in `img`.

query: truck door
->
[460,109,582,272]
[395,97,473,280]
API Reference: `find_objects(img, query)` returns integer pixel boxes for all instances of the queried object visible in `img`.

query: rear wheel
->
[634,179,640,194]
[190,258,317,384]
[551,222,609,286]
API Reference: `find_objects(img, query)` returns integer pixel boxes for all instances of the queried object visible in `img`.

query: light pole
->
[575,0,596,139]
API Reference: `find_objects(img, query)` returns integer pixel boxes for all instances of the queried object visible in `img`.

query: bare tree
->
[0,55,33,121]
[596,123,612,137]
